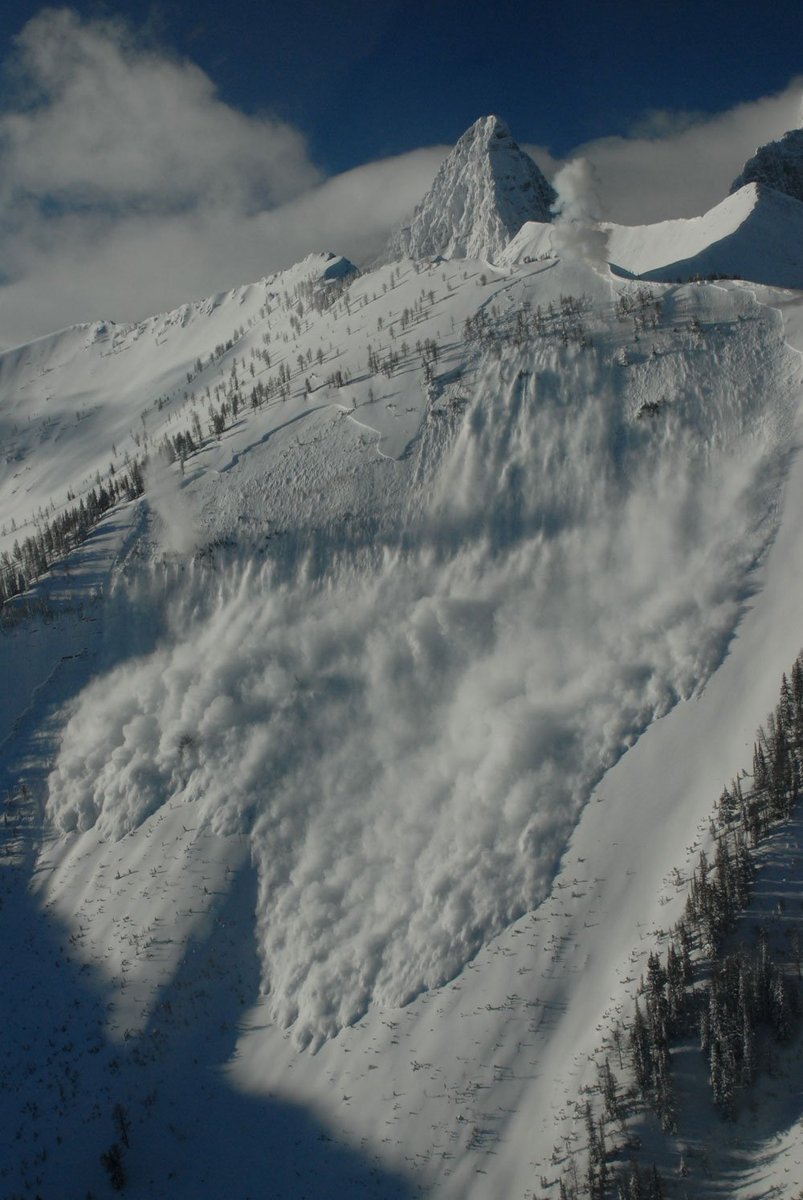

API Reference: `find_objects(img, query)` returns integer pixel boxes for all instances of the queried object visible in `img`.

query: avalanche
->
[3,111,803,1200]
[44,270,799,1052]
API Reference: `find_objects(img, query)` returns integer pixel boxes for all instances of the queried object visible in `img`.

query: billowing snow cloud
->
[47,291,800,1049]
[550,158,610,273]
[143,458,200,557]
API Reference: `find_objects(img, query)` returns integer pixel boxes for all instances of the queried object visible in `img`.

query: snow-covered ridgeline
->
[503,182,803,289]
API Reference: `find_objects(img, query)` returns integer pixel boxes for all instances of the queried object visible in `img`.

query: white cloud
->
[0,8,446,347]
[0,146,447,346]
[0,7,319,212]
[562,80,803,224]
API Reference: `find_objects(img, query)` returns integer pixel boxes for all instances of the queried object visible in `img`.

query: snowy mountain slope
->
[503,183,803,288]
[379,115,557,265]
[0,251,356,566]
[219,276,803,1200]
[3,208,803,1198]
[731,125,803,204]
[228,409,803,1199]
[617,184,803,287]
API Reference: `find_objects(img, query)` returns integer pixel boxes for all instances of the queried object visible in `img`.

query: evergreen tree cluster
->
[292,268,355,318]
[615,289,663,333]
[0,461,144,604]
[611,1162,665,1200]
[395,285,439,334]
[546,650,803,1199]
[365,336,433,383]
[748,660,803,832]
[464,293,594,354]
[628,651,803,1124]
[699,932,797,1116]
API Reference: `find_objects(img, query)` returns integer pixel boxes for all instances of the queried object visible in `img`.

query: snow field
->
[231,289,803,1199]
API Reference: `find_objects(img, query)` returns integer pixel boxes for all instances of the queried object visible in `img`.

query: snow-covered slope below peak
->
[503,184,803,288]
[731,125,803,204]
[379,114,557,265]
[0,250,356,564]
[42,270,803,1051]
[498,218,557,265]
[139,251,357,329]
[610,183,803,287]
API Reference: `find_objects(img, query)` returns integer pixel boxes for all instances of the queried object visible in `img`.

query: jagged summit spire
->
[463,113,516,147]
[730,126,803,205]
[378,114,557,265]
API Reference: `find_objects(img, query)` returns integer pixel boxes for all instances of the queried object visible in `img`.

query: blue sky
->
[0,2,801,344]
[209,0,803,172]
[2,0,802,173]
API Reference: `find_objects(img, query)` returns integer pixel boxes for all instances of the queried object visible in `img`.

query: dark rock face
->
[730,128,803,205]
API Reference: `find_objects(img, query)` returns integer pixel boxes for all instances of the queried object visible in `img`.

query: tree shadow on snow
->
[0,647,413,1200]
[0,834,414,1200]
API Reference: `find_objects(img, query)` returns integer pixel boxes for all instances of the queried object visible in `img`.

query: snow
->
[3,126,803,1198]
[37,266,799,1061]
[0,251,357,564]
[613,184,803,288]
[504,183,803,289]
[379,115,557,265]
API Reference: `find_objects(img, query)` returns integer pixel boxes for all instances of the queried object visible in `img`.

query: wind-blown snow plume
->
[144,458,200,556]
[551,158,610,273]
[47,290,799,1049]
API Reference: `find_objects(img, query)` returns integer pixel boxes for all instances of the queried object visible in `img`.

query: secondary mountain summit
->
[379,114,557,264]
[730,125,803,204]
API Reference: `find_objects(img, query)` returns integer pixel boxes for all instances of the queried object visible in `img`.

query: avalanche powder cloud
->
[550,158,610,275]
[47,290,800,1049]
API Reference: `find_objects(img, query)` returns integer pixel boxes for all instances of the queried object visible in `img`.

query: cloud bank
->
[0,8,446,346]
[545,80,803,224]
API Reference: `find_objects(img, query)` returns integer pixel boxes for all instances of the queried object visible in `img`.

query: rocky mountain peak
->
[730,126,803,204]
[379,114,557,264]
